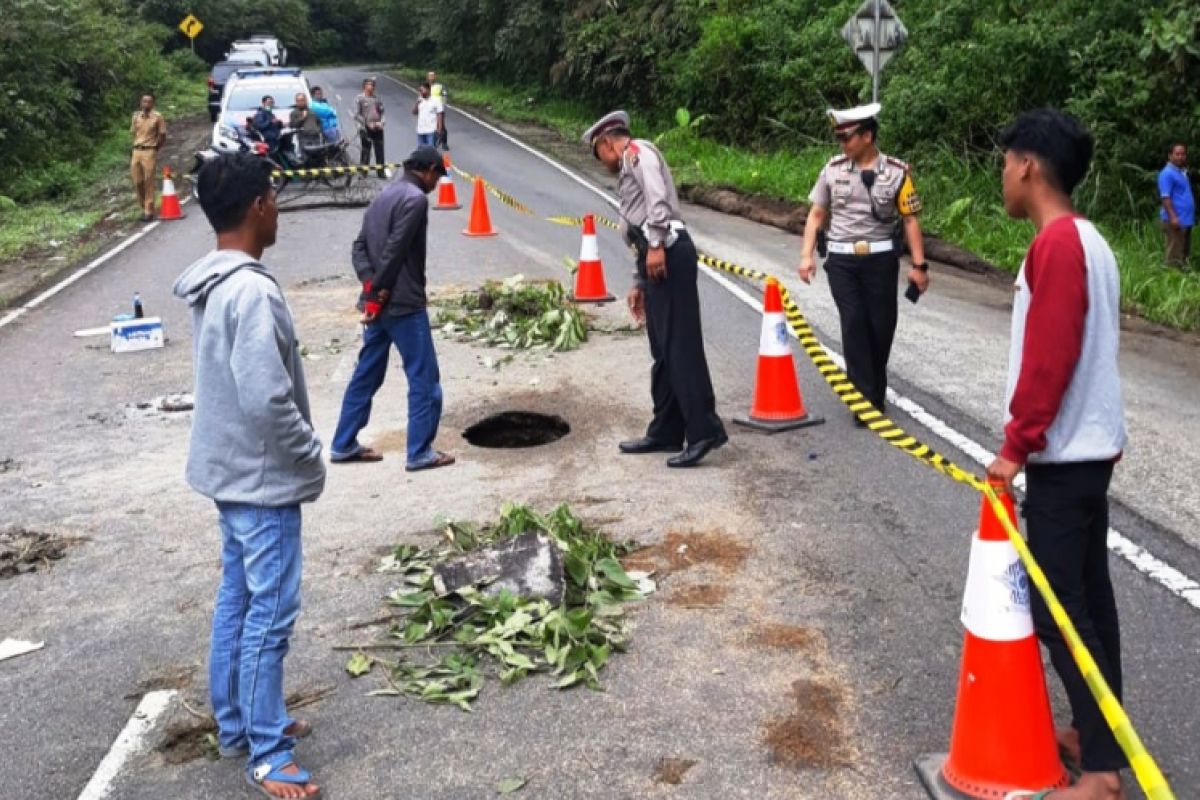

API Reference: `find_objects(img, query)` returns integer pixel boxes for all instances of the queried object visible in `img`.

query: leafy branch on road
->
[343,504,654,710]
[434,276,589,352]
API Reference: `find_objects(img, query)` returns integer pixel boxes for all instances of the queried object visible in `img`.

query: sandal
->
[247,752,321,798]
[1003,791,1055,800]
[405,451,455,472]
[218,719,312,758]
[332,447,383,464]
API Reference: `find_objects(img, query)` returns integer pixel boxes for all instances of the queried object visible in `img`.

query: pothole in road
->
[463,411,570,449]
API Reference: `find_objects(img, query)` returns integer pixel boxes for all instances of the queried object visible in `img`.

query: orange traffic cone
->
[733,279,823,433]
[570,214,615,303]
[462,176,498,237]
[914,482,1070,799]
[158,166,185,221]
[433,174,461,210]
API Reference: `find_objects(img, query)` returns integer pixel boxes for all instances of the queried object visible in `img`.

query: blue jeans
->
[209,503,302,765]
[417,132,437,147]
[331,309,443,466]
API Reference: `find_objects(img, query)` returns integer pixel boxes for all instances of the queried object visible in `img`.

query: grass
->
[0,73,207,277]
[403,69,1200,331]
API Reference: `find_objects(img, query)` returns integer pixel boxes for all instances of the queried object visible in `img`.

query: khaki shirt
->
[618,139,681,247]
[130,110,166,149]
[808,152,920,242]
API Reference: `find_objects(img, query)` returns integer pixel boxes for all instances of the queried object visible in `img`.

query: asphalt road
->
[0,66,1197,799]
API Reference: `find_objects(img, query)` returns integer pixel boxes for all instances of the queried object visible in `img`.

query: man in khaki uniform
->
[583,110,727,468]
[130,94,167,221]
[799,103,928,424]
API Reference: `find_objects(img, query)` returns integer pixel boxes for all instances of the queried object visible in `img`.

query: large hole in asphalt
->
[463,411,570,449]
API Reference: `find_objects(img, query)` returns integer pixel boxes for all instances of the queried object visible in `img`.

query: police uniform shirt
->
[131,110,166,149]
[618,139,682,246]
[808,153,921,242]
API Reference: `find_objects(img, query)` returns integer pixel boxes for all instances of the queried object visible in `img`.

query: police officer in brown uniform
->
[799,103,928,423]
[130,93,167,221]
[583,111,727,467]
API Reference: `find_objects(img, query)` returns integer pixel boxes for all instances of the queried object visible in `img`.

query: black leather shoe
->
[666,432,729,468]
[619,437,682,454]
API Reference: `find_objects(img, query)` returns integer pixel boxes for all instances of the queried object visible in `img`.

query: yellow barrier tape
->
[272,163,402,179]
[443,166,1176,798]
[984,487,1176,800]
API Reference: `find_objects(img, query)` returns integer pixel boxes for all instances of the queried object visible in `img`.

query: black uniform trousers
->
[360,128,385,166]
[824,251,900,410]
[1024,460,1127,772]
[639,231,725,446]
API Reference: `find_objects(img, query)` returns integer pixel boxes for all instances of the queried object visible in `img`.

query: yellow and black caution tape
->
[272,163,403,179]
[440,167,1176,799]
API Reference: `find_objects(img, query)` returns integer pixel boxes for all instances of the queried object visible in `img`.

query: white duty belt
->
[827,239,893,255]
[640,220,687,248]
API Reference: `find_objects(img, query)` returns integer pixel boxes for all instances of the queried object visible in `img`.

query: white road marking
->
[77,690,177,800]
[385,75,1200,612]
[0,198,192,331]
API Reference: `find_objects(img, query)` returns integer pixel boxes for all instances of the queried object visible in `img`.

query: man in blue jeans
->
[331,145,454,471]
[174,152,326,799]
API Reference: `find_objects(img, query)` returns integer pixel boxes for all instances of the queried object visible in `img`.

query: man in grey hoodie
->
[173,152,324,799]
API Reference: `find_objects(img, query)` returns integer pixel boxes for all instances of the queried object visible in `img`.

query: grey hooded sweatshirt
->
[173,250,325,507]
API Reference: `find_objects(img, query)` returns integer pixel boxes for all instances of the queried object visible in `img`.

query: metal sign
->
[178,14,204,39]
[842,0,907,102]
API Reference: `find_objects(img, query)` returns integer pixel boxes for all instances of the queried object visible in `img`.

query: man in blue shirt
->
[1159,142,1194,268]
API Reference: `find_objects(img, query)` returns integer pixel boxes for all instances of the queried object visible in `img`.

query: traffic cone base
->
[915,485,1069,800]
[158,167,185,221]
[571,214,614,303]
[462,176,498,236]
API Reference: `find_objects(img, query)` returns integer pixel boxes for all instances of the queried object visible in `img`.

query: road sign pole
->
[872,0,881,102]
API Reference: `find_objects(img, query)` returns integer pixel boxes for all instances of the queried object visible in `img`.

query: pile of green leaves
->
[434,275,588,352]
[346,504,652,710]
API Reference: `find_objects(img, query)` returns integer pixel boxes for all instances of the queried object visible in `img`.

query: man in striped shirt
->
[989,108,1128,800]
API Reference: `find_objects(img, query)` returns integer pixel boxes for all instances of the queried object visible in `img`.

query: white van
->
[229,40,277,66]
[248,35,287,66]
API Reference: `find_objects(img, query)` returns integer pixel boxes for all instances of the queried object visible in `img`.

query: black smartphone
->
[905,280,921,304]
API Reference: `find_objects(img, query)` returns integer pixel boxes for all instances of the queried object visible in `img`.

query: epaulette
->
[885,156,909,171]
[828,154,849,166]
[624,141,641,167]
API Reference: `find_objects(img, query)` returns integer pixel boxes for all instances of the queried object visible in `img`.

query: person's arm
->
[799,165,829,284]
[353,97,366,129]
[898,170,928,293]
[1160,171,1180,228]
[1000,225,1089,466]
[228,283,322,465]
[130,113,137,138]
[412,98,420,116]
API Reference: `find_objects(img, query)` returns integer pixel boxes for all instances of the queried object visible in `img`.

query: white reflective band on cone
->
[163,179,176,194]
[960,536,1035,641]
[758,312,791,357]
[579,234,599,261]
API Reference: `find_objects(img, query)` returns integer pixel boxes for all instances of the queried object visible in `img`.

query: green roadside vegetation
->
[410,70,1200,331]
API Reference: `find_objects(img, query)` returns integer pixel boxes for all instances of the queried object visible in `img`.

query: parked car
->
[224,49,270,67]
[229,40,277,66]
[248,34,287,66]
[206,61,247,121]
[211,68,309,152]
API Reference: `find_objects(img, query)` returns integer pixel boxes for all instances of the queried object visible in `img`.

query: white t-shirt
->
[416,97,444,135]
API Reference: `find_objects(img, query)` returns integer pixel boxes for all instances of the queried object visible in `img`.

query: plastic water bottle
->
[133,293,144,319]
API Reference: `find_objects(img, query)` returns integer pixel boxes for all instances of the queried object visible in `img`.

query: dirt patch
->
[126,664,196,699]
[652,757,698,785]
[0,457,19,474]
[370,429,408,453]
[0,529,83,579]
[749,624,816,651]
[763,679,852,769]
[666,583,728,608]
[623,530,750,577]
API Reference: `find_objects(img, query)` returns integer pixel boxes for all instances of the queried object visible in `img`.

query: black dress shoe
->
[619,437,682,454]
[666,432,729,468]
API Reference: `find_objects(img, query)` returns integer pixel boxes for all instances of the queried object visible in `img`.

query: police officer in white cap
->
[798,103,928,424]
[582,110,727,467]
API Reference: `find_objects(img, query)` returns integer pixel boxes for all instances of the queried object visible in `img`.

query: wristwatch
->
[912,262,929,272]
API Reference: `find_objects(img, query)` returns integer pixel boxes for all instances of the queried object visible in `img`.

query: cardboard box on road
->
[110,317,164,353]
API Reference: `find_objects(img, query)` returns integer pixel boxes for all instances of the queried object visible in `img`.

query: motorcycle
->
[187,123,284,201]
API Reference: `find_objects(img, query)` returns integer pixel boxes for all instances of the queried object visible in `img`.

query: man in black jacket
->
[330,146,453,471]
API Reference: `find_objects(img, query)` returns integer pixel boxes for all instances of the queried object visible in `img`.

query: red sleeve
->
[1001,218,1089,464]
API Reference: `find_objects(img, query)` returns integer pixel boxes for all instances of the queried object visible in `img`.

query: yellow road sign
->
[178,14,203,39]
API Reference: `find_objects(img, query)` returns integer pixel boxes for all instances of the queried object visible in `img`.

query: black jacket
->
[351,174,429,316]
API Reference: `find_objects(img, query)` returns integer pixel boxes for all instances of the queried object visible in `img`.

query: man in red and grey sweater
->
[988,109,1129,800]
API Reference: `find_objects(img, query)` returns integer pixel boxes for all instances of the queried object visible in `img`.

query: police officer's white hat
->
[582,110,631,148]
[828,102,881,131]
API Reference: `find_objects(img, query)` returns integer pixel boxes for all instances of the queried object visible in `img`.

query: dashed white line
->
[379,72,1200,613]
[77,690,177,800]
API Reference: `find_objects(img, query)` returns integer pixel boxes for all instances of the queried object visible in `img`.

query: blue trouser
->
[331,309,443,466]
[209,503,302,766]
[417,132,437,147]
